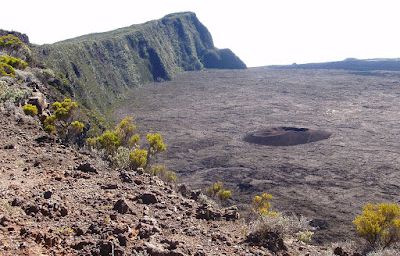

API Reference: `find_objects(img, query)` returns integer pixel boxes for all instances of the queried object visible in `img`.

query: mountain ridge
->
[33,12,246,114]
[269,57,400,72]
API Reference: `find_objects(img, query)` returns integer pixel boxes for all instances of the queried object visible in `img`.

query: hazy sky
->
[3,0,400,67]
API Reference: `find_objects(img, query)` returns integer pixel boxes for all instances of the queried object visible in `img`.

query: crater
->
[243,126,331,146]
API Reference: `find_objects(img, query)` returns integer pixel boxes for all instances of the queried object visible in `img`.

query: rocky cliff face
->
[33,12,246,112]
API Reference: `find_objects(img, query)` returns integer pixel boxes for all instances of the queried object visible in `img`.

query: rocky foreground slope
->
[33,12,246,113]
[0,105,333,256]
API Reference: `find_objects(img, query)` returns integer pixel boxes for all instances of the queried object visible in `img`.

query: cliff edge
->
[33,12,246,112]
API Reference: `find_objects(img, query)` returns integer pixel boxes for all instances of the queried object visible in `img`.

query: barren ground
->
[115,68,400,244]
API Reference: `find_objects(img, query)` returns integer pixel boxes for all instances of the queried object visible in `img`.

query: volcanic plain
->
[115,68,400,243]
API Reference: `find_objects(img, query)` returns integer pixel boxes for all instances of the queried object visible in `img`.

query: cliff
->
[33,12,246,112]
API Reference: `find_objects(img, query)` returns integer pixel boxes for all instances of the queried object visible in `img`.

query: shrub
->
[43,115,57,135]
[148,164,178,183]
[111,146,131,169]
[0,35,31,62]
[217,190,232,201]
[207,181,223,197]
[128,134,140,148]
[115,116,136,145]
[22,104,38,116]
[69,120,84,134]
[353,202,400,249]
[129,148,148,170]
[0,55,28,69]
[87,117,168,171]
[44,124,56,134]
[164,170,178,183]
[96,130,121,155]
[247,214,312,251]
[253,192,278,216]
[42,98,84,142]
[86,137,98,148]
[146,133,167,153]
[0,81,31,103]
[206,182,232,203]
[52,98,78,121]
[0,62,15,77]
[0,35,24,50]
[296,230,314,243]
[87,117,136,155]
[149,164,167,176]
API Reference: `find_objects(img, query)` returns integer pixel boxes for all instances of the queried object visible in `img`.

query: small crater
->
[244,126,331,146]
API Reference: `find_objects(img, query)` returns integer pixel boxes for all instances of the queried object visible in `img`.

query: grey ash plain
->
[115,67,400,244]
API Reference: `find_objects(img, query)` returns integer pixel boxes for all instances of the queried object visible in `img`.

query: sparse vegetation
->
[206,181,232,203]
[0,34,31,62]
[22,104,38,116]
[129,148,148,170]
[145,133,166,168]
[296,230,314,243]
[0,34,24,50]
[252,192,278,217]
[0,55,27,70]
[0,62,15,77]
[246,191,314,251]
[148,164,177,183]
[87,116,168,173]
[247,213,312,251]
[95,130,121,155]
[0,81,31,103]
[42,98,84,142]
[111,146,131,169]
[353,202,400,249]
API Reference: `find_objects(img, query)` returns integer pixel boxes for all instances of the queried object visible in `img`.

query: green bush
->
[87,117,135,155]
[206,182,232,203]
[115,116,136,145]
[129,149,148,170]
[0,62,15,77]
[0,35,24,50]
[207,181,223,197]
[252,192,278,217]
[353,202,400,249]
[146,133,167,153]
[43,114,56,129]
[0,55,28,69]
[0,81,31,103]
[87,117,168,172]
[149,164,178,183]
[145,133,166,168]
[52,98,78,121]
[88,117,167,170]
[69,120,84,134]
[22,104,38,116]
[96,130,121,155]
[0,34,32,63]
[42,98,84,142]
[217,190,232,201]
[128,134,140,147]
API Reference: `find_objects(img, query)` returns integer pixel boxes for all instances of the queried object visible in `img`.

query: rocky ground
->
[0,103,334,255]
[115,68,400,244]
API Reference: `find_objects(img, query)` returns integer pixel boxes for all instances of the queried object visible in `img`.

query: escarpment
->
[33,12,246,112]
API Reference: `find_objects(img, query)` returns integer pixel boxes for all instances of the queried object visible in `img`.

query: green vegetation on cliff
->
[33,12,246,115]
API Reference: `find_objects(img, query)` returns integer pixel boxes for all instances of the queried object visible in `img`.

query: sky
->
[2,0,400,67]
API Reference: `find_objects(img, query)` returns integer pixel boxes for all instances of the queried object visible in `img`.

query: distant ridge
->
[270,58,400,72]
